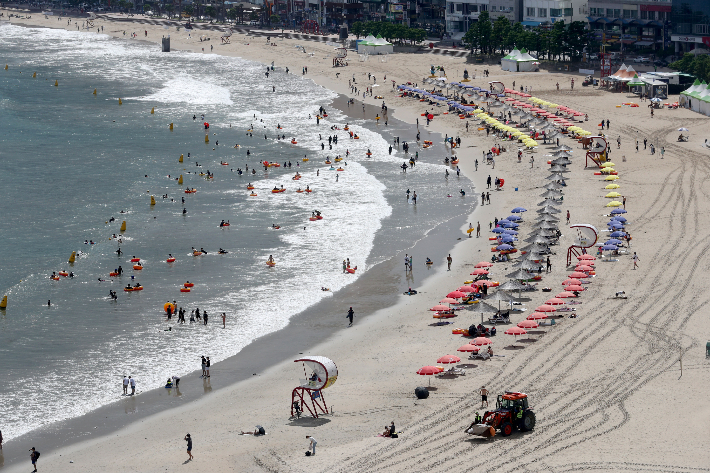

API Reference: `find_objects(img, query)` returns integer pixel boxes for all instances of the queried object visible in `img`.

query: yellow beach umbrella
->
[605,183,620,189]
[601,162,615,167]
[606,201,623,207]
[604,175,619,181]
[605,191,622,198]
[600,167,615,173]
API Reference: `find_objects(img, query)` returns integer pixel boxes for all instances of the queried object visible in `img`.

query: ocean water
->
[0,23,474,441]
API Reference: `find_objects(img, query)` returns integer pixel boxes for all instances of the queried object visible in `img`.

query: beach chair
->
[436,367,466,377]
[469,350,491,361]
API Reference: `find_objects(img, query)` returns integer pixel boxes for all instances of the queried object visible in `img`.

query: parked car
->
[654,59,669,67]
[634,56,650,63]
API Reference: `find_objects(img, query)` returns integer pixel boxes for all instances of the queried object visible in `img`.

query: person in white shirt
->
[129,376,136,395]
[306,436,317,455]
[122,375,129,395]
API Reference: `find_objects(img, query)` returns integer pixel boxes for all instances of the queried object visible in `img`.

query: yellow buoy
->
[151,107,155,114]
[178,174,183,185]
[68,251,76,264]
[118,98,122,105]
[205,134,209,143]
[169,123,174,131]
[0,295,7,309]
[33,72,36,78]
[150,195,156,206]
[93,88,97,95]
[179,154,183,163]
[120,220,126,232]
[54,80,58,87]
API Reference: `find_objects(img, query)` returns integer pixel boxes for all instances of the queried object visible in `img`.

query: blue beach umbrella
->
[607,222,624,229]
[507,215,521,221]
[503,229,518,235]
[610,209,627,215]
[511,207,528,213]
[611,216,627,223]
[610,231,627,238]
[502,222,519,229]
[496,244,514,251]
[602,244,618,251]
[605,239,623,245]
[501,235,516,243]
[491,227,506,234]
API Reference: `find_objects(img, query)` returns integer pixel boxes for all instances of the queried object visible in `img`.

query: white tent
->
[371,34,393,54]
[501,48,538,72]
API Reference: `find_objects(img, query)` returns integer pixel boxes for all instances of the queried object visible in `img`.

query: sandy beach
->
[2,10,710,473]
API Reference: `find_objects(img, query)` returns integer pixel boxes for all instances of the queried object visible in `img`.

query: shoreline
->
[0,18,486,469]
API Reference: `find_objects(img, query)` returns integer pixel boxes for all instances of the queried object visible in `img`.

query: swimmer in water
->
[218,248,228,254]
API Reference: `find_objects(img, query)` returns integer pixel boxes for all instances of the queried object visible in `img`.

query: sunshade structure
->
[437,355,461,364]
[462,300,499,324]
[679,79,710,116]
[497,279,528,298]
[487,290,516,311]
[417,365,443,385]
[457,344,480,353]
[504,326,528,346]
[356,34,393,54]
[501,48,539,72]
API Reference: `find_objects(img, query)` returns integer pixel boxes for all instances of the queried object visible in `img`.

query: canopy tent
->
[356,34,392,55]
[501,48,539,73]
[680,80,710,116]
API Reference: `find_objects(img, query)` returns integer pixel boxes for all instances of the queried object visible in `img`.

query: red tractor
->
[465,391,536,437]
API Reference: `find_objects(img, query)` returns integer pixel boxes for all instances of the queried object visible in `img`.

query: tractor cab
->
[497,392,529,411]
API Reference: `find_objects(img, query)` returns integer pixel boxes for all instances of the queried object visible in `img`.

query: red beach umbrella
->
[569,271,589,279]
[562,278,582,286]
[575,265,594,271]
[556,291,576,298]
[439,298,458,304]
[447,291,466,299]
[475,262,493,268]
[535,305,557,312]
[471,337,493,346]
[471,268,490,275]
[505,326,527,336]
[566,285,584,291]
[578,255,596,261]
[417,366,443,375]
[437,355,461,364]
[527,312,548,320]
[431,305,450,311]
[544,298,566,305]
[473,280,496,287]
[457,286,476,293]
[457,344,480,352]
[517,320,539,329]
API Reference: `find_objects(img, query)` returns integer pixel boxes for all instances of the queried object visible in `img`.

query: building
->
[587,0,671,51]
[489,0,523,23]
[522,0,587,27]
[444,0,489,38]
[671,0,710,53]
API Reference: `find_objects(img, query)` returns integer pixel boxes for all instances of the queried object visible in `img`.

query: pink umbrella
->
[475,262,493,268]
[544,298,565,305]
[473,280,496,287]
[517,320,539,329]
[527,312,548,320]
[437,355,461,364]
[471,337,493,346]
[566,285,584,291]
[578,255,596,261]
[535,305,557,312]
[447,291,466,299]
[556,291,576,298]
[471,268,490,275]
[562,278,582,286]
[569,271,588,279]
[457,286,476,293]
[417,366,443,375]
[457,344,480,352]
[575,265,594,271]
[439,297,458,304]
[505,327,527,340]
[430,305,450,311]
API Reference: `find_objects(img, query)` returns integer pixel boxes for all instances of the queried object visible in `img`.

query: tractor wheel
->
[500,422,513,436]
[521,411,536,431]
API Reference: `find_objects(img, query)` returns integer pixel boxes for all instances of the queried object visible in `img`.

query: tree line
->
[670,54,710,83]
[350,21,428,45]
[463,12,594,61]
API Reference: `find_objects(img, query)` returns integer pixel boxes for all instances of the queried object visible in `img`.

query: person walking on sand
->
[30,447,40,472]
[479,386,489,408]
[123,375,129,395]
[129,376,136,395]
[184,434,193,461]
[622,196,626,209]
[632,252,640,270]
[546,256,551,273]
[476,221,481,237]
[566,210,570,224]
[306,436,317,456]
[447,254,452,271]
[346,307,354,326]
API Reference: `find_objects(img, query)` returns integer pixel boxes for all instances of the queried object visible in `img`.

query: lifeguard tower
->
[333,48,348,67]
[221,28,232,44]
[586,136,608,168]
[489,81,505,95]
[291,356,338,418]
[301,20,320,35]
[567,224,598,267]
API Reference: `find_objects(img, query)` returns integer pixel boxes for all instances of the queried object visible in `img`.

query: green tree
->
[270,14,280,24]
[462,21,480,54]
[143,3,151,13]
[564,21,587,60]
[204,5,217,19]
[491,16,510,55]
[477,11,492,54]
[164,3,174,18]
[351,21,363,38]
[549,20,565,60]
[183,4,194,17]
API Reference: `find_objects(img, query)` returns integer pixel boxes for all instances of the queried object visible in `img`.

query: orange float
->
[184,282,194,287]
[133,265,143,270]
[109,272,119,277]
[58,271,69,277]
[164,302,176,313]
[180,287,191,293]
[130,258,140,262]
[167,257,176,263]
